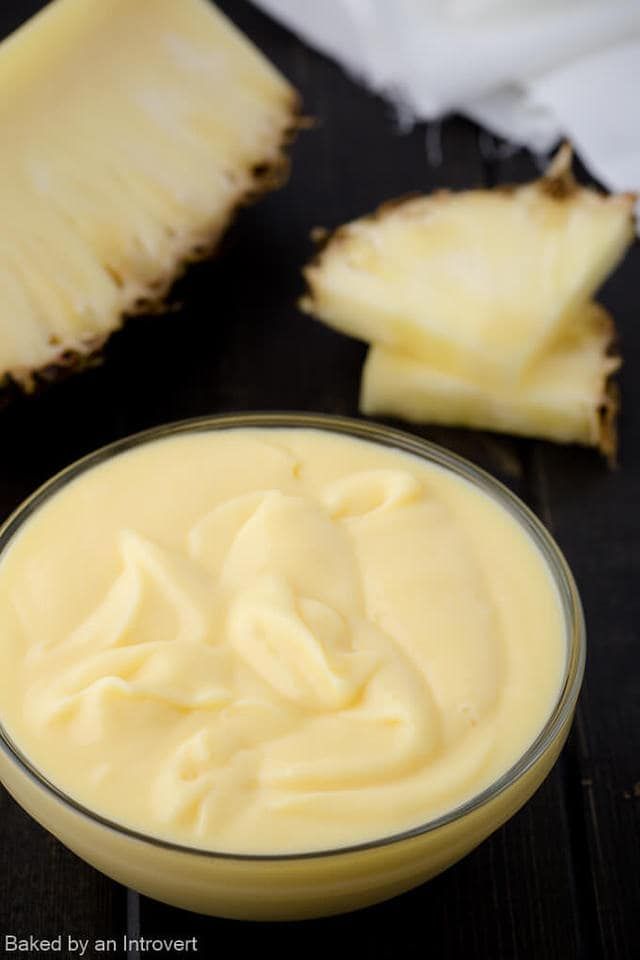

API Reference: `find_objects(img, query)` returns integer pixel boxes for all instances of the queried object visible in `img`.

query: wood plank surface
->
[0,2,637,959]
[0,793,126,952]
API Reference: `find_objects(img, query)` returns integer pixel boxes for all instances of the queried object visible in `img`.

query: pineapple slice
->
[0,0,298,392]
[301,147,633,384]
[360,303,619,458]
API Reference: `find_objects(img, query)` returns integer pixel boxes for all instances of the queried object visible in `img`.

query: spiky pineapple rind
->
[598,379,620,465]
[0,96,302,406]
[591,307,621,464]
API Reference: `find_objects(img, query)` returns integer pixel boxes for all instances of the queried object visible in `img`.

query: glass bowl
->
[0,413,585,920]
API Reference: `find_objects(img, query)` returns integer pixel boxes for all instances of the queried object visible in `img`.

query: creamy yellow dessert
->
[0,428,566,855]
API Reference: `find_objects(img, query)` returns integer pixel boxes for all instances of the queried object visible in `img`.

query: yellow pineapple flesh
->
[361,303,620,458]
[0,0,298,391]
[301,148,633,385]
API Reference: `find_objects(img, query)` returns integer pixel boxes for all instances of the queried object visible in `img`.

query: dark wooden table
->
[1,2,638,958]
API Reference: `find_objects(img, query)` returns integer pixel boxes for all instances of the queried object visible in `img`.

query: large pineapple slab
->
[302,150,633,384]
[0,0,298,390]
[361,303,619,458]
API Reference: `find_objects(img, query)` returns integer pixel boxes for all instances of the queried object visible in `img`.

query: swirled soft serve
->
[0,428,566,853]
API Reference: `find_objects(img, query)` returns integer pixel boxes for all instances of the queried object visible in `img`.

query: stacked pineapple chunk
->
[302,148,634,457]
[0,0,298,392]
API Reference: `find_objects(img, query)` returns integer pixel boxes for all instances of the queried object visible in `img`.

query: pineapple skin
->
[0,0,300,394]
[301,153,634,385]
[360,303,620,458]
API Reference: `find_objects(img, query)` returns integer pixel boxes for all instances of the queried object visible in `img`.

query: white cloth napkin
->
[251,0,640,204]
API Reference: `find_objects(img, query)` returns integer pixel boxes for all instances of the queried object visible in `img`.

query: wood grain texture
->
[0,2,637,959]
[0,790,126,947]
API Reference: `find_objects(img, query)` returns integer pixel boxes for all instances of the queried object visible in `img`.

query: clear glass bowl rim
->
[0,412,585,863]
